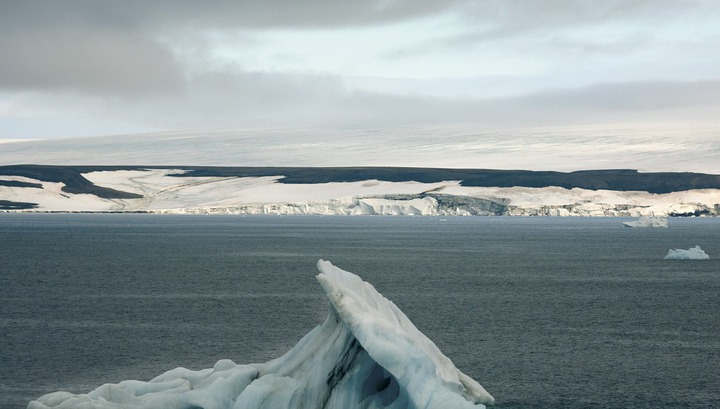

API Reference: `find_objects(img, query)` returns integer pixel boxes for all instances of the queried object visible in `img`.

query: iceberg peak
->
[29,260,494,409]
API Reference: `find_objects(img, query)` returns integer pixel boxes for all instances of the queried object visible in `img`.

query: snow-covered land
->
[622,217,669,228]
[664,246,710,260]
[28,260,494,409]
[2,168,720,216]
[1,124,719,174]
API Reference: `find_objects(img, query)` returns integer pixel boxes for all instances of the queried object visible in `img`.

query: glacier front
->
[28,260,495,409]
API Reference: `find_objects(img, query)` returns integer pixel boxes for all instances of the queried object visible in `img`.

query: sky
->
[1,0,719,141]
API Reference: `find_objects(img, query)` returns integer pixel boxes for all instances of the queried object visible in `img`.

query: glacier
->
[27,260,495,409]
[664,245,710,260]
[1,124,719,174]
[3,168,720,216]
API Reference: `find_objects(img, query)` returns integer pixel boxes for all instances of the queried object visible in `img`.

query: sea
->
[1,214,719,409]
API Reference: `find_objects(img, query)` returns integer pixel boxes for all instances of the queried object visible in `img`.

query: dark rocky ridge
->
[0,200,38,210]
[1,165,720,198]
[0,165,143,199]
[175,167,720,194]
[0,180,42,188]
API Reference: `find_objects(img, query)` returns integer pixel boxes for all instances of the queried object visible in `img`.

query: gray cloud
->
[0,0,468,95]
[453,0,716,40]
[3,70,718,140]
[2,0,716,96]
[0,28,182,95]
[124,69,349,129]
[379,0,720,88]
[1,0,718,139]
[520,81,720,112]
[0,1,464,33]
[4,0,701,34]
[331,80,720,127]
[75,73,720,130]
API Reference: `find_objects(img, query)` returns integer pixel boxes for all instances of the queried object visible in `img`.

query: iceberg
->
[622,216,668,228]
[664,245,710,260]
[28,260,495,409]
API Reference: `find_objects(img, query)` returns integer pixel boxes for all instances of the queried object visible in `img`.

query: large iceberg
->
[622,216,668,228]
[28,260,495,409]
[664,245,710,260]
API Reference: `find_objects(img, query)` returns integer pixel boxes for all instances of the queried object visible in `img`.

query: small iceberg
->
[28,260,495,409]
[664,245,710,260]
[622,216,668,228]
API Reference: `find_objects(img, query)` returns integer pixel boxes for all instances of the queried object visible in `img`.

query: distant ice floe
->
[28,260,494,409]
[664,246,710,260]
[622,217,669,228]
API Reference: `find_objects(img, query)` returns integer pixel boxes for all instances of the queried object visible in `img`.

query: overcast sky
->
[1,0,719,140]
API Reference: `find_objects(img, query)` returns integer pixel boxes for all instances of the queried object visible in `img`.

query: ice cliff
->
[27,260,495,409]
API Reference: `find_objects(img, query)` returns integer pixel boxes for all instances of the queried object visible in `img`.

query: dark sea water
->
[1,214,719,409]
